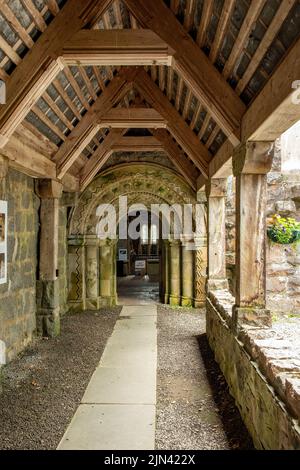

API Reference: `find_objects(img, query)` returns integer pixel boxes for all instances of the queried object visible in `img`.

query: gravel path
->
[156,305,254,450]
[0,308,121,450]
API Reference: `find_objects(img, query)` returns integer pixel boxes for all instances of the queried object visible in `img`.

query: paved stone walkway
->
[58,305,157,450]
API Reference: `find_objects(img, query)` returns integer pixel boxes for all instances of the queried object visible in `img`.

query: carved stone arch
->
[70,162,197,236]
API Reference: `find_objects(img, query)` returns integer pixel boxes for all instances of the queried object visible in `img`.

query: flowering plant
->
[267,214,300,245]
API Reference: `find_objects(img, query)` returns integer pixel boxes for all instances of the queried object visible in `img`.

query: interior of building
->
[0,0,300,451]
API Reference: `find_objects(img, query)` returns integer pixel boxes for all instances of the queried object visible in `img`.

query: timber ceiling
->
[0,0,299,189]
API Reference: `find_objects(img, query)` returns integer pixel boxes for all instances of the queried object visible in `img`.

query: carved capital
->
[233,141,274,176]
[206,178,227,198]
[37,179,63,199]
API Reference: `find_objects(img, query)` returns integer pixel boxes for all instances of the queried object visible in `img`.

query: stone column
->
[67,236,85,312]
[194,191,208,307]
[169,239,181,306]
[36,180,62,337]
[233,141,274,327]
[181,236,194,307]
[206,178,228,291]
[85,236,99,310]
[162,240,170,304]
[99,238,117,307]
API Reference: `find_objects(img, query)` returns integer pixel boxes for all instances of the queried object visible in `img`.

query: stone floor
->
[58,305,157,450]
[117,275,160,305]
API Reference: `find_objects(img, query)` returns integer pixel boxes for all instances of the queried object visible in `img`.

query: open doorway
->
[117,210,161,305]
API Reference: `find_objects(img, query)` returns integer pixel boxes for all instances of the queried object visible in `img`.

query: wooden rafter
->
[222,0,266,80]
[153,129,197,190]
[123,0,245,143]
[54,67,137,178]
[0,0,112,148]
[236,0,295,94]
[196,0,214,48]
[111,136,164,152]
[133,68,210,177]
[209,0,235,64]
[80,129,124,191]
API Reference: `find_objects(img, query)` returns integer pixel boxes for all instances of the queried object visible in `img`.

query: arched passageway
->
[67,162,207,310]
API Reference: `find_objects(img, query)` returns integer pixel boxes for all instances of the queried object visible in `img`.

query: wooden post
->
[206,178,228,291]
[36,180,63,337]
[233,141,274,327]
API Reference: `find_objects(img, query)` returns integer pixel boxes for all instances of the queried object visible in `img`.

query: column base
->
[37,307,60,337]
[181,296,193,307]
[193,298,206,308]
[232,306,272,330]
[85,298,100,310]
[98,296,117,308]
[207,279,229,292]
[169,295,180,307]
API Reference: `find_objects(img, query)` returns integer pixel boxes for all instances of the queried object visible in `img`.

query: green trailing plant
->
[267,214,300,245]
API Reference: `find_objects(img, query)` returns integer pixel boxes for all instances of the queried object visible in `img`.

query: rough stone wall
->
[225,141,300,316]
[0,169,39,363]
[206,298,300,450]
[266,141,300,316]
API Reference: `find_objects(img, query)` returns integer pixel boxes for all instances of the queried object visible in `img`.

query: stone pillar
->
[163,240,170,304]
[233,141,274,327]
[194,191,208,307]
[181,236,194,307]
[85,236,99,310]
[206,178,228,291]
[169,239,181,306]
[67,236,85,312]
[36,180,63,337]
[99,238,117,307]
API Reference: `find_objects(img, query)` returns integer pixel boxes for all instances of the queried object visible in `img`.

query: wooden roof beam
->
[153,129,197,191]
[133,68,210,177]
[0,0,112,148]
[80,129,124,191]
[123,0,245,144]
[98,108,167,128]
[62,30,174,66]
[54,68,137,179]
[111,136,164,152]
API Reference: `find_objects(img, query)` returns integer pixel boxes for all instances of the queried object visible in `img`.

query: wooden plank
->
[124,0,245,143]
[236,0,295,94]
[98,108,167,128]
[52,77,82,121]
[63,67,91,110]
[183,0,196,32]
[43,93,74,131]
[0,0,112,148]
[153,129,197,190]
[222,0,266,80]
[80,129,124,191]
[134,68,210,177]
[111,136,164,152]
[196,0,214,48]
[242,35,300,141]
[182,88,192,120]
[55,68,136,178]
[209,0,235,63]
[32,104,67,141]
[62,29,174,66]
[0,35,21,65]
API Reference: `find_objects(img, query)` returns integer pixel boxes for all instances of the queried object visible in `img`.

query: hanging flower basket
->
[267,215,300,245]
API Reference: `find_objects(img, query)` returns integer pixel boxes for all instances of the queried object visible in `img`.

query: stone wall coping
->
[210,293,300,422]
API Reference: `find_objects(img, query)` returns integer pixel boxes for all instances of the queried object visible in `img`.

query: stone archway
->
[67,163,207,311]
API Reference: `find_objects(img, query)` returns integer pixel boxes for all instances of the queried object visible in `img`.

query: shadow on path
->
[197,333,254,450]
